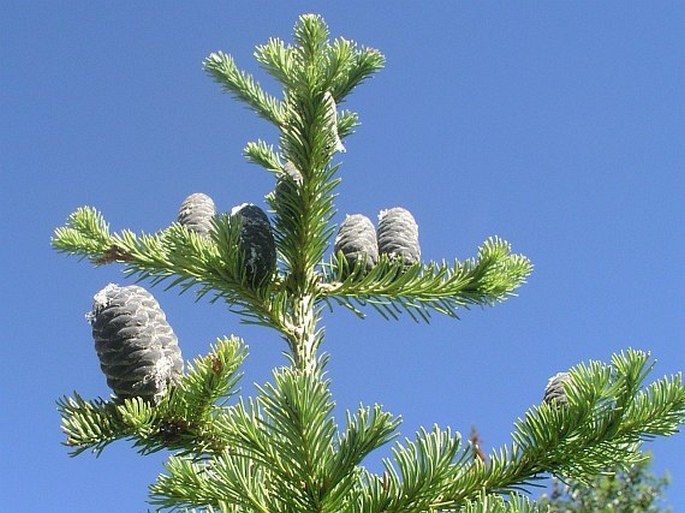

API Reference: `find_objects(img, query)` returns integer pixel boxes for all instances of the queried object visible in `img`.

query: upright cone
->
[274,161,303,210]
[377,207,421,266]
[88,284,184,404]
[324,91,346,153]
[177,192,216,236]
[232,204,277,285]
[543,372,571,406]
[335,214,378,272]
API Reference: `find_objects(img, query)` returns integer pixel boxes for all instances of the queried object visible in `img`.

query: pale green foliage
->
[457,494,547,513]
[539,453,671,512]
[52,14,684,513]
[52,205,530,325]
[322,236,531,322]
[58,337,246,457]
[145,349,683,512]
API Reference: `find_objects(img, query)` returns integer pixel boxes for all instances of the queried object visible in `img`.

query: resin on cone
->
[231,204,277,285]
[88,283,184,404]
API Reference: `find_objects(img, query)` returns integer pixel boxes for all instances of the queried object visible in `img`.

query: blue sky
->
[2,2,683,511]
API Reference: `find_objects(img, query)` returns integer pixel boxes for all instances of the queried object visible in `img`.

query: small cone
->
[334,214,378,272]
[274,161,303,208]
[543,372,572,406]
[88,284,183,404]
[324,91,346,153]
[377,207,421,266]
[232,204,277,285]
[177,193,217,236]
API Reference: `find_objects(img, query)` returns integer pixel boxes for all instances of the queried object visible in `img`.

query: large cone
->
[89,284,184,404]
[232,204,277,285]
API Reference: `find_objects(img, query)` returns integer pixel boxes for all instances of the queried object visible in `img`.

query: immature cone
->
[334,214,378,272]
[177,192,216,236]
[377,207,421,266]
[543,372,572,406]
[323,91,346,153]
[232,203,277,285]
[88,284,184,404]
[274,161,303,208]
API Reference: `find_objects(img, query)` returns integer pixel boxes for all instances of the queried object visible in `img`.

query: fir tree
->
[539,453,672,513]
[52,14,684,513]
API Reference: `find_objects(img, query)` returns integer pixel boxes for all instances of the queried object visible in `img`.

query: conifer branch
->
[455,494,543,513]
[255,37,298,90]
[244,19,352,374]
[58,337,247,457]
[51,206,115,264]
[476,352,685,493]
[204,51,285,127]
[329,44,386,100]
[243,140,281,171]
[151,456,245,512]
[293,14,330,89]
[149,348,684,512]
[353,350,684,512]
[153,368,401,513]
[324,37,355,92]
[320,237,533,322]
[203,14,386,372]
[51,208,286,332]
[253,368,338,509]
[361,426,472,513]
[338,110,360,139]
[332,405,401,486]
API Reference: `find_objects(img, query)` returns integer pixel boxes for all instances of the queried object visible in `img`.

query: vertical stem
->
[285,130,328,375]
[290,291,319,374]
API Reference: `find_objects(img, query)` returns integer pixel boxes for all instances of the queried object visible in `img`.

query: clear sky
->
[2,2,683,511]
